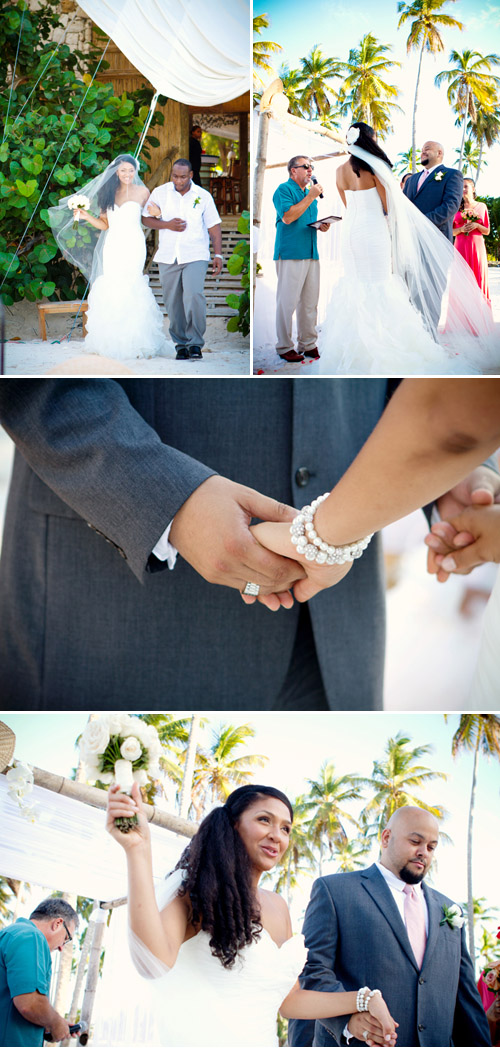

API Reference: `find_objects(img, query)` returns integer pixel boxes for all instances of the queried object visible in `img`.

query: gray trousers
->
[158,259,208,348]
[275,259,320,354]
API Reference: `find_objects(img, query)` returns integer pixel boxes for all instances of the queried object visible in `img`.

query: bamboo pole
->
[79,905,107,1039]
[16,767,197,838]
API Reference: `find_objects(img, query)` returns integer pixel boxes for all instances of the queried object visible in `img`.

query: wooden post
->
[239,110,249,212]
[79,905,108,1038]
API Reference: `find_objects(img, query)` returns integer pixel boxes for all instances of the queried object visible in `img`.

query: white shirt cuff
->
[152,520,178,569]
[343,1023,353,1043]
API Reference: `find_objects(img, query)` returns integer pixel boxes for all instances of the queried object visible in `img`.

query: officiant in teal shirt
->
[273,155,329,363]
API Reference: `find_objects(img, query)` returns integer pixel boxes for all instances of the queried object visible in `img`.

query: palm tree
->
[341,33,402,137]
[277,63,306,118]
[450,715,500,961]
[298,46,346,120]
[360,731,447,841]
[394,146,415,176]
[397,0,464,172]
[453,138,482,179]
[335,836,372,873]
[468,102,500,186]
[190,723,267,819]
[304,760,365,876]
[253,14,282,89]
[435,48,500,166]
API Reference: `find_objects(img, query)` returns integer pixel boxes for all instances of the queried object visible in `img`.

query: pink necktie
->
[417,169,428,192]
[403,884,427,968]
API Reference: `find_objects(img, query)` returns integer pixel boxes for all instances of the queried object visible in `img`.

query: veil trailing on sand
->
[47,153,147,285]
[346,142,498,369]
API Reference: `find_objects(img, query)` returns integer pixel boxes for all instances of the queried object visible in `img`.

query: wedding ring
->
[243,582,260,596]
[362,1032,369,1041]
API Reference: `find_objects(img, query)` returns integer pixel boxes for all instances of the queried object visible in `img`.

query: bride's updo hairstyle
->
[174,785,293,969]
[348,122,393,178]
[97,153,140,212]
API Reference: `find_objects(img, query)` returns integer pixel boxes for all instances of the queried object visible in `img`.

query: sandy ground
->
[2,301,249,376]
[253,265,500,376]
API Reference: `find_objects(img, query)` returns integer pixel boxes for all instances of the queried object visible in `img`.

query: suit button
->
[418,1024,425,1031]
[295,467,313,487]
[419,977,425,985]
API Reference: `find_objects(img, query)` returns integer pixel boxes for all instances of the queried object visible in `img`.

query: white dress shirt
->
[144,181,221,264]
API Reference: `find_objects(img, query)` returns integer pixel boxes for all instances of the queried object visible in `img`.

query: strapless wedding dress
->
[318,188,476,376]
[149,927,307,1046]
[84,201,172,359]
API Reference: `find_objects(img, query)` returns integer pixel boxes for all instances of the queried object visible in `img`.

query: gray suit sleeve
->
[289,878,350,1047]
[452,926,492,1046]
[0,379,216,582]
[424,168,463,229]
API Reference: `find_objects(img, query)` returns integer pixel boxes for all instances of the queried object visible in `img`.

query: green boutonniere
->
[193,197,201,208]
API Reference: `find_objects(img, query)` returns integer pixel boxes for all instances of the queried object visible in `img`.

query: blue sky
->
[257,0,500,194]
[3,711,499,926]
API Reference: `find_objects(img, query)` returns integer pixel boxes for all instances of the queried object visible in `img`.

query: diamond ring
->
[243,582,260,596]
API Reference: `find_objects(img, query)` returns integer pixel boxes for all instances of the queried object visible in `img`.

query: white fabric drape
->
[77,0,250,105]
[0,776,184,900]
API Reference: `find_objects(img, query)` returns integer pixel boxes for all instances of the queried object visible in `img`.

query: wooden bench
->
[37,300,88,340]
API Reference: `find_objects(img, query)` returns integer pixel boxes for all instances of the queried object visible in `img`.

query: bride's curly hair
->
[173,784,293,968]
[348,122,393,178]
[97,153,139,212]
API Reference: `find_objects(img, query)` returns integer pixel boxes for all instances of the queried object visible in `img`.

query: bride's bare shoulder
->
[336,161,352,187]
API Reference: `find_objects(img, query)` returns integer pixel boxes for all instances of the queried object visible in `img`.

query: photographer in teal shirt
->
[0,898,78,1047]
[273,156,330,362]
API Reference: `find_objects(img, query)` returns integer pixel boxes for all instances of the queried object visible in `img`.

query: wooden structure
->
[38,300,88,339]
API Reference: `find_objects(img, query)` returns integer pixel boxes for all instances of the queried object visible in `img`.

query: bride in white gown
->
[49,154,171,360]
[319,123,498,376]
[106,783,397,1048]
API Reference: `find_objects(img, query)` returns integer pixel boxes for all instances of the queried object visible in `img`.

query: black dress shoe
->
[188,346,203,359]
[176,347,189,360]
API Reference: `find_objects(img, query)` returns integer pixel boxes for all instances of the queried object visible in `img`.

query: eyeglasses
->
[62,920,73,946]
[293,164,314,171]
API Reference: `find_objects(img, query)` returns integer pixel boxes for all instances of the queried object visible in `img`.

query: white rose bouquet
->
[79,714,162,833]
[67,193,90,229]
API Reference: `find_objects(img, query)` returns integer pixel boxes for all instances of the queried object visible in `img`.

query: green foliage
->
[226,211,250,337]
[477,195,500,260]
[0,0,164,305]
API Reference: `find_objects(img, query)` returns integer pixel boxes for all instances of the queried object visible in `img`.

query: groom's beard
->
[399,864,426,885]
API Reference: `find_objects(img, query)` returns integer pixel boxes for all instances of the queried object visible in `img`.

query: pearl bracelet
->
[290,493,373,565]
[357,987,381,1012]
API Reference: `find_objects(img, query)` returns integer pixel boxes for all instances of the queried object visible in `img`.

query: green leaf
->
[15,178,37,197]
[0,144,9,163]
[36,244,58,263]
[237,213,250,235]
[227,254,244,275]
[33,138,45,151]
[41,281,56,296]
[226,316,239,332]
[225,293,240,309]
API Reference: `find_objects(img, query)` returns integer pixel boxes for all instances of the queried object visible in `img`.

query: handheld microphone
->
[310,175,323,199]
[44,1021,89,1044]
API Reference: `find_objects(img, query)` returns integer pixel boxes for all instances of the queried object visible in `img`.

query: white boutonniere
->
[434,172,444,182]
[440,903,465,930]
[193,196,201,208]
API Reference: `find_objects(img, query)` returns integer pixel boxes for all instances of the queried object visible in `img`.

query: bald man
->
[403,140,463,242]
[289,806,490,1047]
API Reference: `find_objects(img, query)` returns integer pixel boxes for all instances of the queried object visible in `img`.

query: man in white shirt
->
[289,806,490,1047]
[143,159,222,360]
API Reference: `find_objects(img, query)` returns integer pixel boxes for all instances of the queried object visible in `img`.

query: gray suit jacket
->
[289,865,491,1047]
[0,377,390,708]
[403,165,463,242]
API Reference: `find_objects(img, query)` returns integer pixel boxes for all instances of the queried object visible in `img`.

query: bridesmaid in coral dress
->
[453,177,491,305]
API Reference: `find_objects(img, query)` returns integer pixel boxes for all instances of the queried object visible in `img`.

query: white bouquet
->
[67,193,90,229]
[79,714,162,833]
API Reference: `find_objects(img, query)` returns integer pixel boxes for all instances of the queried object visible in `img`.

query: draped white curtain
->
[78,0,250,105]
[0,776,185,901]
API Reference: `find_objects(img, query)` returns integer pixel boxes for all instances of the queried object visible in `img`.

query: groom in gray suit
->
[289,807,491,1047]
[0,379,497,709]
[403,140,463,242]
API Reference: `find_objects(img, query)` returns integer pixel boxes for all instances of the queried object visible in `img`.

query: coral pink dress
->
[453,203,491,304]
